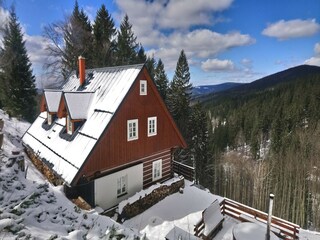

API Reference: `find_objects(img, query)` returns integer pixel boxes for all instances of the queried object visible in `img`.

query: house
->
[22,57,187,210]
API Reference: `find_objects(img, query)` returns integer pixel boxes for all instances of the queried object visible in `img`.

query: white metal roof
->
[44,90,62,112]
[23,64,144,184]
[64,92,95,120]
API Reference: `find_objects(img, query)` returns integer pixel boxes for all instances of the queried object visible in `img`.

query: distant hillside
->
[192,82,243,96]
[225,65,320,95]
[201,64,320,230]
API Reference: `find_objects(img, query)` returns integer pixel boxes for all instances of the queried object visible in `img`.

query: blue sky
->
[1,0,320,87]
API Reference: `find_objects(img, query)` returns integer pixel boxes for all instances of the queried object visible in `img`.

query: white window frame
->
[117,175,128,197]
[148,116,157,137]
[47,112,52,125]
[152,159,162,181]
[140,80,147,95]
[127,119,138,141]
[66,115,73,135]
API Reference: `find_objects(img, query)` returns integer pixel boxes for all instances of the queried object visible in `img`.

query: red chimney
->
[78,56,85,86]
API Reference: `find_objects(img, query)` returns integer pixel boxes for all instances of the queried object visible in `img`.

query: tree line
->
[202,73,320,230]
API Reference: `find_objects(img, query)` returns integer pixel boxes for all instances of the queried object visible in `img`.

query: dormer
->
[41,90,62,129]
[59,91,95,140]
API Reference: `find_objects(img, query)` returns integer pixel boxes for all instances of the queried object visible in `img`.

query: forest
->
[201,66,320,230]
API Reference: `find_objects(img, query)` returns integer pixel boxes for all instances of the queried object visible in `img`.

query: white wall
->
[94,163,143,209]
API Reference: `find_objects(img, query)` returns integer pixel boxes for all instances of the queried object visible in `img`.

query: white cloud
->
[241,58,252,67]
[262,19,320,40]
[305,57,320,66]
[314,42,320,55]
[145,29,254,71]
[201,58,234,71]
[304,42,320,66]
[116,0,233,30]
[0,7,10,47]
[114,0,254,74]
[24,35,49,63]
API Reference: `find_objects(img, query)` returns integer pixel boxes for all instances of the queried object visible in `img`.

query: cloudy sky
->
[1,0,320,88]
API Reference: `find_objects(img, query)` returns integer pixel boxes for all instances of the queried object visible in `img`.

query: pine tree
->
[114,14,138,65]
[154,59,169,101]
[62,1,93,77]
[92,4,116,67]
[189,103,210,185]
[145,56,156,80]
[137,45,147,64]
[0,8,37,121]
[167,50,192,140]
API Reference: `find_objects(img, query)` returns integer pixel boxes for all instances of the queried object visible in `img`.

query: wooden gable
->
[40,95,47,112]
[73,66,186,184]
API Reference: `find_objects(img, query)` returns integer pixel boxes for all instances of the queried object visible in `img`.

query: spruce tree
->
[145,56,156,80]
[189,103,209,185]
[93,4,116,67]
[114,14,138,65]
[63,1,93,77]
[0,8,37,121]
[137,45,147,64]
[167,50,192,140]
[154,59,169,101]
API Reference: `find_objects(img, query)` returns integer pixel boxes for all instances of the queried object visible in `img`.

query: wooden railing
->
[220,198,300,239]
[172,160,194,181]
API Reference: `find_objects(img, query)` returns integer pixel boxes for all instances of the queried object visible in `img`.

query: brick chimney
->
[78,56,85,86]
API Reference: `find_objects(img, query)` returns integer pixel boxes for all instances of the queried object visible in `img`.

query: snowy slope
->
[0,110,140,239]
[1,109,319,239]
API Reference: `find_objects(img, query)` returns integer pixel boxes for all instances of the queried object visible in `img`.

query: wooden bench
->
[239,213,281,235]
[194,199,224,240]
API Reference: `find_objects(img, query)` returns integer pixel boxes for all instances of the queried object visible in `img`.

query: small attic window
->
[42,112,56,130]
[140,80,147,95]
[66,115,73,134]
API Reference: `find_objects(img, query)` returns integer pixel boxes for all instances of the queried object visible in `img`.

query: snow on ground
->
[1,109,320,240]
[123,180,229,239]
[123,180,320,240]
[0,110,140,239]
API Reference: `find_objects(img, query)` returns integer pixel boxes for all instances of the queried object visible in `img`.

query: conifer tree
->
[167,50,192,140]
[137,45,147,64]
[154,59,169,101]
[114,14,138,65]
[0,8,37,121]
[93,4,116,67]
[62,1,93,77]
[145,56,156,80]
[189,103,209,185]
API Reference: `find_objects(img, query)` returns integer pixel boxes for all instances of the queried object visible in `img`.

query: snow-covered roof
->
[44,90,62,113]
[22,64,144,184]
[64,92,95,120]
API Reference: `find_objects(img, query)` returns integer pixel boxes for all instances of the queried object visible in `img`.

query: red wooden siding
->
[57,96,67,118]
[40,95,46,112]
[75,67,185,184]
[142,149,172,188]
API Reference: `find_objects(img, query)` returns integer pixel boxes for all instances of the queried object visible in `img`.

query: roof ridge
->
[85,63,144,72]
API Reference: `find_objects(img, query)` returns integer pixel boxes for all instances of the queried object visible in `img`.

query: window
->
[127,119,138,141]
[148,116,157,137]
[140,80,147,95]
[117,175,127,197]
[66,115,73,134]
[47,112,52,125]
[152,159,162,181]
